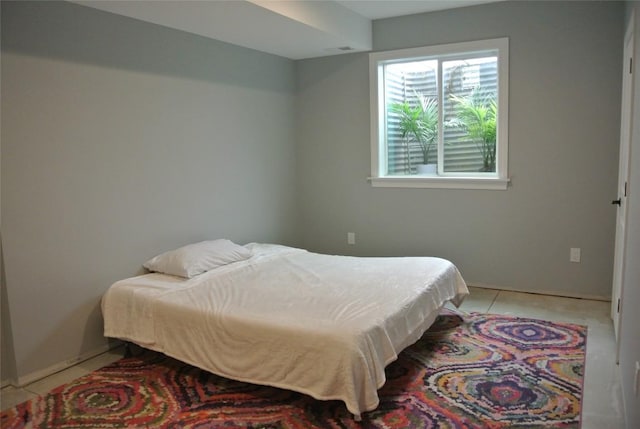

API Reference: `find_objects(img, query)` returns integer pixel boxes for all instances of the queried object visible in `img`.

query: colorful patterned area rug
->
[1,311,586,428]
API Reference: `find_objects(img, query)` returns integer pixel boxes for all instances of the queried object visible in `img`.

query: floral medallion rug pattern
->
[1,311,586,428]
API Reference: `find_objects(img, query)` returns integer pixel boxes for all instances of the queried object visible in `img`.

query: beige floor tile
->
[24,364,92,396]
[1,386,38,411]
[582,325,624,423]
[456,286,498,313]
[488,290,610,326]
[580,413,625,429]
[76,346,125,373]
[23,346,126,396]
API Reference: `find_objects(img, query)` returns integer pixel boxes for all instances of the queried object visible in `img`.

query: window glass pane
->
[442,56,498,173]
[370,38,508,188]
[384,60,438,175]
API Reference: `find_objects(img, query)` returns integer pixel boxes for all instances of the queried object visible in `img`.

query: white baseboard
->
[466,282,611,302]
[15,342,120,387]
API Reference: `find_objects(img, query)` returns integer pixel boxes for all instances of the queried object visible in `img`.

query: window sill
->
[369,176,510,190]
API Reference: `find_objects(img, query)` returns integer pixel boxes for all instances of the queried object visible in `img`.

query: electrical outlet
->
[570,248,581,263]
[347,232,356,245]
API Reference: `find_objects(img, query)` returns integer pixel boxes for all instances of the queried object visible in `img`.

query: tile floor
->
[0,287,625,428]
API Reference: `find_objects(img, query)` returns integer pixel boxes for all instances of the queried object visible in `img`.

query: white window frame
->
[369,38,510,190]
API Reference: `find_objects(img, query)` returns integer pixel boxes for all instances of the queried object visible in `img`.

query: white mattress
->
[102,243,468,418]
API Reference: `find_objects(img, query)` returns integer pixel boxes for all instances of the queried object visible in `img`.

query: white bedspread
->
[102,243,468,418]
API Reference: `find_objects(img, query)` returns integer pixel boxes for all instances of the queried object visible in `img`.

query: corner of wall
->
[1,235,18,386]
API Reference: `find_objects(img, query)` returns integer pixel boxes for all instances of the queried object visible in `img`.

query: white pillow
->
[143,239,252,278]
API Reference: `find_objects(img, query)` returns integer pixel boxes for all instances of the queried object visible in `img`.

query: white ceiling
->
[72,0,501,59]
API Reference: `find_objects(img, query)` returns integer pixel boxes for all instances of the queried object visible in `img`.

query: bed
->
[102,242,468,419]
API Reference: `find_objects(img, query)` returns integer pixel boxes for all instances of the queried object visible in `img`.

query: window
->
[369,38,509,190]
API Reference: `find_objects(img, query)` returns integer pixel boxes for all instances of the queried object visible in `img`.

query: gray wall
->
[296,1,623,299]
[0,0,627,386]
[1,1,298,380]
[620,3,640,427]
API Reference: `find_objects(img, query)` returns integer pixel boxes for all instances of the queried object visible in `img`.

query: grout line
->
[487,290,500,313]
[24,387,41,396]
